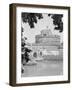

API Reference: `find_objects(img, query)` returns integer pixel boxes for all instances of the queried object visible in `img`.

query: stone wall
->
[27,29,62,61]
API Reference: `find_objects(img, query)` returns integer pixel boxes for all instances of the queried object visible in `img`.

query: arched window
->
[40,52,42,56]
[33,52,37,58]
[43,33,46,36]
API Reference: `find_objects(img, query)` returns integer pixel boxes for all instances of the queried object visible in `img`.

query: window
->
[33,52,37,58]
[40,52,42,56]
[43,34,46,36]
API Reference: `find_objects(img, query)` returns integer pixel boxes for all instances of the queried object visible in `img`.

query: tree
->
[21,13,43,66]
[48,14,63,32]
[21,36,32,73]
[22,13,63,32]
[22,13,43,28]
[21,37,32,65]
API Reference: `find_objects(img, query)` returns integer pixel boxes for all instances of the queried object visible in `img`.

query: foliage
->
[48,14,63,32]
[22,13,63,32]
[21,37,32,65]
[22,13,43,28]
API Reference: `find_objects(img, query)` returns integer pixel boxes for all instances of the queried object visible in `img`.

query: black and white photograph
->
[9,4,70,86]
[21,13,63,77]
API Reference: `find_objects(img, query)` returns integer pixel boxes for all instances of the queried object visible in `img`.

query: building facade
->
[27,29,63,61]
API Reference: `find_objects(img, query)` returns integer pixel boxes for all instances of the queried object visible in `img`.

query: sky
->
[22,13,63,43]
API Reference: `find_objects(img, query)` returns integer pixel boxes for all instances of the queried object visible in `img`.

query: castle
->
[27,29,63,60]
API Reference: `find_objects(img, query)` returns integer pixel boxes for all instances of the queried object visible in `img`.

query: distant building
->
[27,29,62,60]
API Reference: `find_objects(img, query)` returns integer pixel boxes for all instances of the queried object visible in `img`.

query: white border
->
[16,7,68,83]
